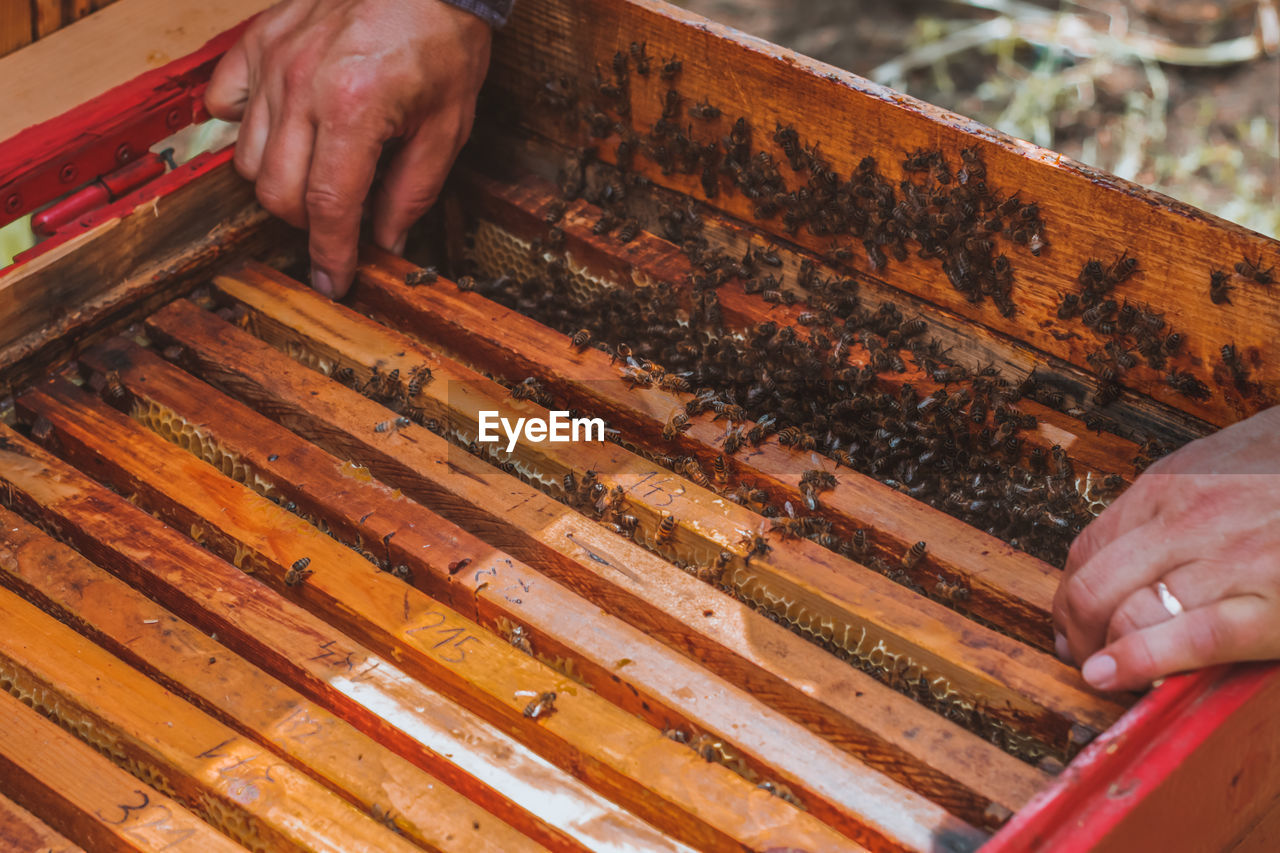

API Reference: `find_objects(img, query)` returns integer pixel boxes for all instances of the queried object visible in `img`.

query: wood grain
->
[0,791,83,853]
[0,505,543,853]
[79,334,981,850]
[488,0,1280,428]
[0,691,244,853]
[14,384,864,853]
[0,583,421,853]
[0,423,691,853]
[144,296,1039,837]
[212,260,1126,759]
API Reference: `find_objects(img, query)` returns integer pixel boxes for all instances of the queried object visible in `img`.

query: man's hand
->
[206,0,492,298]
[1054,405,1280,691]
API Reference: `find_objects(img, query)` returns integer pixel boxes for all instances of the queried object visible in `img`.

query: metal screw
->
[59,163,78,184]
[115,143,132,164]
[3,193,20,214]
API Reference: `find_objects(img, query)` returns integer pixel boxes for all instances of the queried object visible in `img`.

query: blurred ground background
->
[673,0,1279,238]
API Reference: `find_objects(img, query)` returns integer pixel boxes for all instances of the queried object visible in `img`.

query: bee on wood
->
[712,453,730,484]
[689,100,721,120]
[617,219,641,243]
[900,541,927,570]
[374,417,411,433]
[659,57,682,80]
[620,365,653,388]
[1166,369,1210,401]
[285,557,313,586]
[101,370,128,407]
[933,576,971,605]
[662,409,691,440]
[388,564,412,582]
[617,513,639,539]
[543,199,567,224]
[404,266,438,287]
[454,275,476,292]
[1222,342,1250,384]
[1209,269,1232,304]
[562,471,577,497]
[656,512,678,546]
[722,426,744,455]
[630,41,650,75]
[333,366,355,386]
[406,364,432,397]
[570,328,592,349]
[510,376,549,404]
[770,516,830,539]
[659,373,691,393]
[522,691,557,720]
[1236,255,1275,285]
[681,456,713,489]
[739,523,772,564]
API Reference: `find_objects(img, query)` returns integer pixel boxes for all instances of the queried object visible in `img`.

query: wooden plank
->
[145,297,1043,835]
[213,261,1126,760]
[358,210,1067,648]
[0,156,280,400]
[0,2,33,58]
[0,505,544,853]
[14,386,864,853]
[0,583,421,853]
[0,0,269,141]
[82,333,994,847]
[0,791,84,853]
[0,426,679,853]
[487,0,1280,429]
[462,167,1148,485]
[0,690,244,853]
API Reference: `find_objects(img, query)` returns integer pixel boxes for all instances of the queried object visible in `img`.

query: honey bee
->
[374,417,411,433]
[712,453,730,484]
[689,100,721,120]
[722,426,744,455]
[101,370,128,407]
[630,41,650,75]
[522,691,557,720]
[659,373,691,393]
[617,219,641,243]
[1236,254,1275,285]
[285,557,313,586]
[659,57,682,80]
[406,364,432,397]
[900,540,927,570]
[1209,269,1232,304]
[455,275,476,291]
[1166,369,1210,401]
[656,512,678,546]
[570,328,592,349]
[403,266,438,287]
[562,471,577,497]
[662,409,690,440]
[681,457,713,489]
[933,576,971,605]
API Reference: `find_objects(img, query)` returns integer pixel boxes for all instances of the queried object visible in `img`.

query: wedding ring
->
[1155,581,1185,617]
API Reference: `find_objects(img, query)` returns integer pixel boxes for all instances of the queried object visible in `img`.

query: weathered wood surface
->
[0,583,421,853]
[0,159,279,400]
[145,297,1038,836]
[0,424,691,853]
[211,261,1126,759]
[489,0,1280,429]
[14,386,863,853]
[80,334,983,849]
[357,229,1066,649]
[0,690,244,853]
[0,791,84,853]
[0,505,542,853]
[462,168,1149,484]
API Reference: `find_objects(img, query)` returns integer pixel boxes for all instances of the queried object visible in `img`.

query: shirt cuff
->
[439,0,514,27]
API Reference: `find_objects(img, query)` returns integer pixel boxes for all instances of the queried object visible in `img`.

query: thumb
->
[206,38,252,121]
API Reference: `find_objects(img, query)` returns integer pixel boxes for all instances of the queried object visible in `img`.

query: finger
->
[306,124,384,298]
[1064,478,1161,577]
[1082,596,1269,691]
[206,37,252,121]
[234,94,272,182]
[1105,584,1182,646]
[1054,518,1185,663]
[369,118,463,255]
[254,112,317,229]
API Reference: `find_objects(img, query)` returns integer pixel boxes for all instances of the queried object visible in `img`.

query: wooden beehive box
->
[2,1,1280,851]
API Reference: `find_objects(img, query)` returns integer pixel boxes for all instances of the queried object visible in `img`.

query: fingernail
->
[1054,631,1072,662]
[311,268,335,298]
[1082,654,1117,690]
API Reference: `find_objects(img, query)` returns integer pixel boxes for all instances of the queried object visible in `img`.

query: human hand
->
[1053,405,1280,691]
[206,0,492,298]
